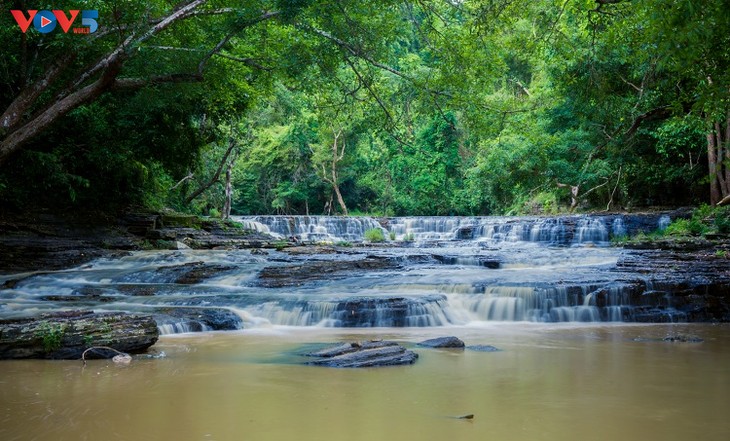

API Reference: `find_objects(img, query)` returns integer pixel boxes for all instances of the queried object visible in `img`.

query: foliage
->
[35,323,66,353]
[364,228,385,243]
[0,1,728,215]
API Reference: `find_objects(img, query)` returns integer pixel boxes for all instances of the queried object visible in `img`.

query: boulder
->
[304,340,418,368]
[0,310,158,359]
[417,336,465,348]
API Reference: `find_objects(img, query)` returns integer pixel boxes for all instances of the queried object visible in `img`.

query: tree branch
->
[185,138,237,204]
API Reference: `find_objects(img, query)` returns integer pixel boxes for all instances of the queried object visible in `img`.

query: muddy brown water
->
[2,323,728,441]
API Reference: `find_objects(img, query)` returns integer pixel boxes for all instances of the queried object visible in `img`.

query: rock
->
[122,214,159,235]
[304,340,418,368]
[0,310,158,359]
[432,255,501,268]
[467,345,501,352]
[332,295,446,327]
[417,336,465,348]
[662,334,704,343]
[160,213,201,229]
[256,257,400,288]
[153,307,243,333]
[121,261,237,284]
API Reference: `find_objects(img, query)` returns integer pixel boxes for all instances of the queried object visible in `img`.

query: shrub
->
[364,228,385,242]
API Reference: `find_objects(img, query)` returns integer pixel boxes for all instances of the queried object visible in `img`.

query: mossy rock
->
[160,214,201,229]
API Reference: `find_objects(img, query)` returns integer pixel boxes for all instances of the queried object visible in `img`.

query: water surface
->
[2,324,728,441]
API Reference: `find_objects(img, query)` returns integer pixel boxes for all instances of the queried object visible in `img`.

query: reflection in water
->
[1,324,729,441]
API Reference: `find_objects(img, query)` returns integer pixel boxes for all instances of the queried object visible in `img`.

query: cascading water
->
[236,213,670,246]
[0,213,683,333]
[232,215,386,242]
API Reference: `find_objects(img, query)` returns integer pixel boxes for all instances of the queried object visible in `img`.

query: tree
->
[312,126,349,215]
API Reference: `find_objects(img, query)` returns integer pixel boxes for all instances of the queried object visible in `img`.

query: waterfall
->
[2,212,689,333]
[219,283,645,327]
[235,213,675,245]
[232,215,385,243]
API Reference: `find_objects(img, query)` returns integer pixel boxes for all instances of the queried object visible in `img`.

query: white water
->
[0,214,680,333]
[234,213,669,245]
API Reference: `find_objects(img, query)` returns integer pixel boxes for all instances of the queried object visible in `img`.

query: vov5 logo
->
[10,10,99,34]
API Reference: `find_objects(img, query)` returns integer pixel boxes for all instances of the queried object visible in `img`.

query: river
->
[1,214,728,440]
[1,324,728,441]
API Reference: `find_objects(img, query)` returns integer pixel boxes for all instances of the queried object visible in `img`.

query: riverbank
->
[0,210,280,274]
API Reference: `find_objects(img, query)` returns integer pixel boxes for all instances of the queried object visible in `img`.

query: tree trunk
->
[708,114,730,206]
[185,139,236,204]
[318,128,348,215]
[223,159,233,219]
[708,128,721,205]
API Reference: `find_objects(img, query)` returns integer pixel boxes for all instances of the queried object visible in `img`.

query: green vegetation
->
[614,205,730,246]
[364,228,385,243]
[0,1,728,215]
[35,323,66,353]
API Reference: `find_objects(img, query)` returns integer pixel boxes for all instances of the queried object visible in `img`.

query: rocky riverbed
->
[2,211,730,360]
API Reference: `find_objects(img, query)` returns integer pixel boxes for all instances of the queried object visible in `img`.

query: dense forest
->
[1,0,728,216]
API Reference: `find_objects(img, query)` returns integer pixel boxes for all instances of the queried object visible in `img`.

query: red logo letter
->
[10,10,37,33]
[53,10,79,33]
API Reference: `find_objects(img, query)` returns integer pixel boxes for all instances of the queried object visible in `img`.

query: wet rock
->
[256,257,400,288]
[616,248,730,322]
[332,295,446,327]
[467,345,501,352]
[1,279,20,289]
[153,307,243,332]
[662,334,704,343]
[0,310,158,359]
[304,340,418,368]
[432,254,501,268]
[417,336,465,348]
[126,261,238,284]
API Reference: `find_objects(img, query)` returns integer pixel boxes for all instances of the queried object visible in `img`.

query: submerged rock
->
[467,345,501,352]
[304,340,418,368]
[662,334,704,343]
[0,310,158,359]
[417,336,465,348]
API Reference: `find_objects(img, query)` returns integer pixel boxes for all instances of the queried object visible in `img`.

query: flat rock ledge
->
[0,310,159,359]
[304,340,418,368]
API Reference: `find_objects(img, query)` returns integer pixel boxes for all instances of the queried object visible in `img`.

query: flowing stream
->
[1,214,728,440]
[0,213,681,330]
